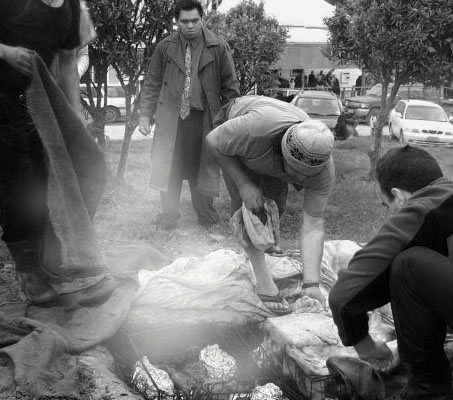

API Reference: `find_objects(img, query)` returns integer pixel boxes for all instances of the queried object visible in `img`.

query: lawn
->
[95,135,453,259]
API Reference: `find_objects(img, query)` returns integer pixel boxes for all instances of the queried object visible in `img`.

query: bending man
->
[205,95,335,306]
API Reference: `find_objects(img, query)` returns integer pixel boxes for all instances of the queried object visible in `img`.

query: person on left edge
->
[0,0,88,303]
[139,0,240,230]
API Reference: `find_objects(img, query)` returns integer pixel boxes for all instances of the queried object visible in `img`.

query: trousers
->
[390,246,453,394]
[0,93,48,242]
[160,110,218,225]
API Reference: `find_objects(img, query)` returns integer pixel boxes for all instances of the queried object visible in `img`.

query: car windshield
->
[405,106,447,121]
[294,97,341,116]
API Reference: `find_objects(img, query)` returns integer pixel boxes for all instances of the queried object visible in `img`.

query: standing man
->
[329,146,453,399]
[139,0,240,230]
[205,96,335,307]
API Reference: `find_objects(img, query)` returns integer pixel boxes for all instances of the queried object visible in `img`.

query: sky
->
[217,0,335,27]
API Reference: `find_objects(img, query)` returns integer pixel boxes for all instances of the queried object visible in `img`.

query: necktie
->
[180,42,191,120]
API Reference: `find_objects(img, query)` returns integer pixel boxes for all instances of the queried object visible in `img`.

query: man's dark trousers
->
[390,246,453,396]
[159,110,218,226]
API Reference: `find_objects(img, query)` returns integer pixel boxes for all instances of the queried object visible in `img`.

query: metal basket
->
[282,354,351,400]
[109,322,301,400]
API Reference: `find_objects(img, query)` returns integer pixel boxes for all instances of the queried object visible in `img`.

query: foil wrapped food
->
[251,382,283,400]
[132,356,174,398]
[199,344,237,381]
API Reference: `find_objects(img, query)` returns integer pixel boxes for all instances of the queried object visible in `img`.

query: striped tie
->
[180,42,191,120]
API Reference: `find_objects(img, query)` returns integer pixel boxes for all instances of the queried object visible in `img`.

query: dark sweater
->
[329,177,453,346]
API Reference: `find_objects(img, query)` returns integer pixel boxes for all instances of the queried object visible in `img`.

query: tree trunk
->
[116,94,138,180]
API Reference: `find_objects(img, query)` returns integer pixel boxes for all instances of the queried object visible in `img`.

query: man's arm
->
[218,41,240,103]
[57,48,79,110]
[139,43,164,135]
[205,128,263,211]
[300,211,326,306]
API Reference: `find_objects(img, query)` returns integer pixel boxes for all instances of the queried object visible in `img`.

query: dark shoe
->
[6,240,57,304]
[264,245,284,255]
[258,294,291,316]
[386,387,453,400]
[154,214,178,230]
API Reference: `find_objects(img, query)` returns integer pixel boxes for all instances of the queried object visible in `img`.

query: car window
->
[394,101,405,113]
[294,97,341,116]
[404,106,447,122]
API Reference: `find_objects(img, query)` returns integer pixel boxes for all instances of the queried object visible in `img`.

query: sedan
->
[389,100,453,146]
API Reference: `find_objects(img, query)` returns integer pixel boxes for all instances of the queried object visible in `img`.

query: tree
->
[110,0,177,180]
[206,0,288,95]
[81,0,121,147]
[324,0,453,177]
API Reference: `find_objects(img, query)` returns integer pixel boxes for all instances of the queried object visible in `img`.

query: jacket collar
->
[166,27,220,73]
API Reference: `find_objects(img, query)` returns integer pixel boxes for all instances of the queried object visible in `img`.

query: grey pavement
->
[104,122,388,141]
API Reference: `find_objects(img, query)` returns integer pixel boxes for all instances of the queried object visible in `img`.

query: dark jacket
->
[140,27,240,195]
[329,177,453,346]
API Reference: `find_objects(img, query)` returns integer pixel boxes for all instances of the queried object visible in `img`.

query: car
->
[81,86,136,123]
[290,90,347,137]
[389,100,453,146]
[344,83,445,127]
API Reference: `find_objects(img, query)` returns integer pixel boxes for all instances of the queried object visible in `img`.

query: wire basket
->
[282,354,351,400]
[109,322,301,400]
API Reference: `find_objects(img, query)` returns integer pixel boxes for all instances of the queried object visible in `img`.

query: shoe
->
[154,214,178,230]
[386,387,453,400]
[258,294,291,316]
[264,245,283,255]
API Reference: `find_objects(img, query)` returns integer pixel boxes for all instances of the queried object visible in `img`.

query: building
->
[219,0,361,92]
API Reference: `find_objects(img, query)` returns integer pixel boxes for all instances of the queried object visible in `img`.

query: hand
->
[355,335,393,372]
[301,286,326,308]
[3,46,35,76]
[238,182,263,212]
[138,116,151,136]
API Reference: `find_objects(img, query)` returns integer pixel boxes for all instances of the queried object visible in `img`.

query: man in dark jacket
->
[329,145,453,400]
[139,0,240,230]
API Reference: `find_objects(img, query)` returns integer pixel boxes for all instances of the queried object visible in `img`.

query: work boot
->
[387,357,453,400]
[6,240,57,304]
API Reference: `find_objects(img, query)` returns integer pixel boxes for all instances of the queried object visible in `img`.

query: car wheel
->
[389,124,398,141]
[104,106,120,124]
[399,130,405,144]
[366,108,379,128]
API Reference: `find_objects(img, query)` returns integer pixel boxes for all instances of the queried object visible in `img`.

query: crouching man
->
[205,95,335,309]
[329,145,453,400]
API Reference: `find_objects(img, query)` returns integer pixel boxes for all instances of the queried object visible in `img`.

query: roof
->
[295,90,338,99]
[402,100,444,107]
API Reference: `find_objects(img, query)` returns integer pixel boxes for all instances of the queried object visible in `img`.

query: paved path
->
[104,122,389,141]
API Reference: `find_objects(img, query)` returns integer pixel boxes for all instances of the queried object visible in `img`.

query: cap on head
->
[281,119,334,175]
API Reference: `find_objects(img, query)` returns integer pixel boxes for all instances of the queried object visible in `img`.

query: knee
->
[390,246,428,291]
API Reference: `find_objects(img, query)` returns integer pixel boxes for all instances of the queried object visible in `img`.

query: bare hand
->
[355,336,393,372]
[4,46,35,76]
[239,183,263,212]
[301,286,326,308]
[138,116,151,136]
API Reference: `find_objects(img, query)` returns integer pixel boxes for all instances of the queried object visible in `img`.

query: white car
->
[389,100,453,146]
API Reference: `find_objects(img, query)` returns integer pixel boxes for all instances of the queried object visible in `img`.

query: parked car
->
[343,83,445,127]
[291,90,355,139]
[81,86,136,123]
[264,88,301,103]
[389,100,453,146]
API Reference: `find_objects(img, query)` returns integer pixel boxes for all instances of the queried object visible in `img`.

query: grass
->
[94,135,453,259]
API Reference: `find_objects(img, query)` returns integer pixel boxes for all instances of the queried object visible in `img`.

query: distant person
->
[308,71,317,88]
[294,73,302,89]
[330,146,453,399]
[289,78,295,89]
[318,70,326,86]
[206,95,335,310]
[355,74,363,95]
[139,0,240,230]
[331,75,341,97]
